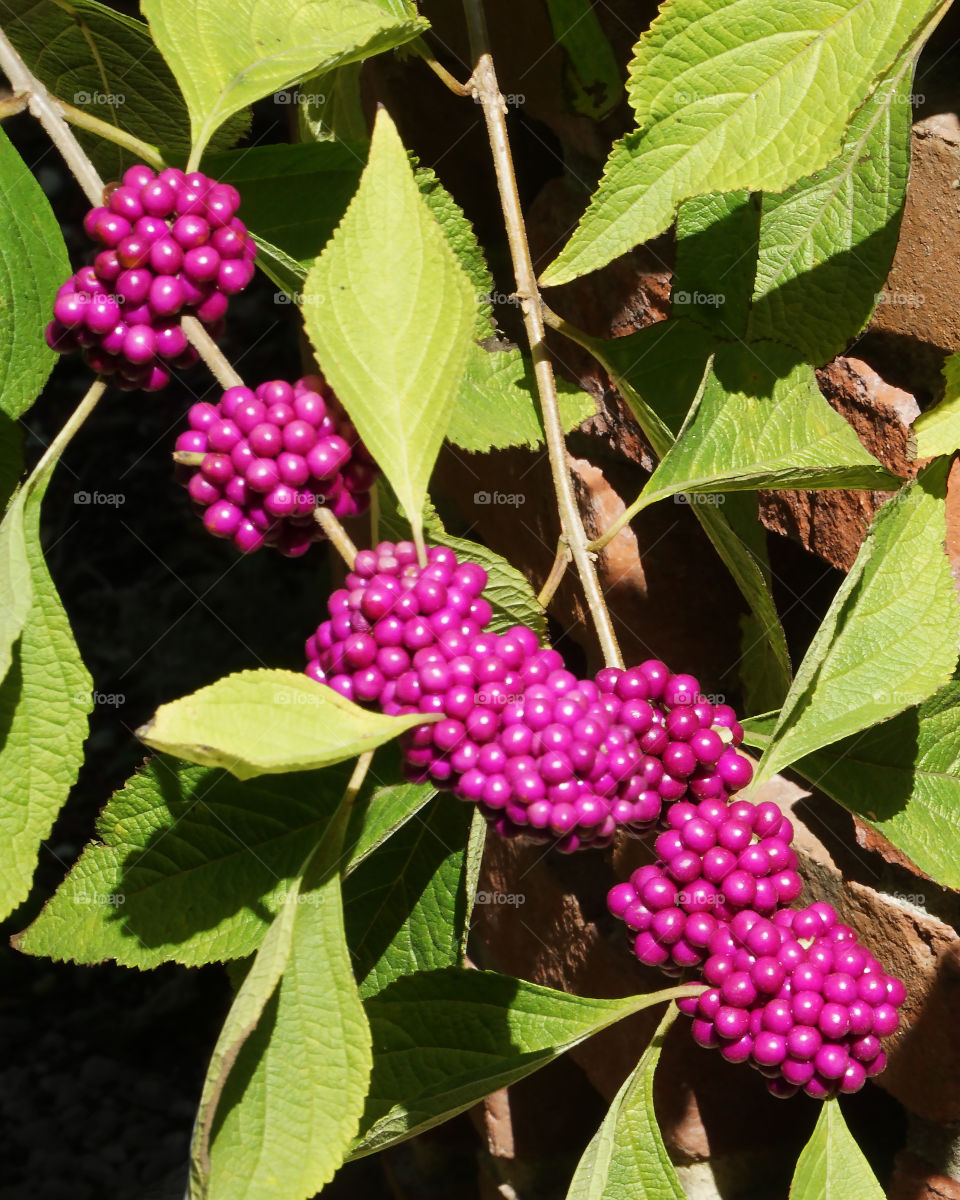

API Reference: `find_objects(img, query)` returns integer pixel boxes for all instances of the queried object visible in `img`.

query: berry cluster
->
[304,540,756,851]
[607,798,803,973]
[176,375,378,556]
[675,904,904,1099]
[46,165,256,391]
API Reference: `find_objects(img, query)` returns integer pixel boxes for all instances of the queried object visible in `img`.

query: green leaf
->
[142,0,426,161]
[544,0,622,119]
[353,969,699,1159]
[743,686,960,890]
[566,1007,682,1200]
[640,341,899,505]
[15,748,434,968]
[542,0,942,285]
[198,808,372,1200]
[0,482,91,921]
[304,109,477,551]
[673,191,760,339]
[739,610,790,715]
[415,166,595,452]
[0,127,69,420]
[756,461,960,784]
[460,809,487,961]
[912,350,960,459]
[376,482,548,642]
[345,796,474,997]
[191,829,334,1194]
[749,56,914,364]
[345,764,436,870]
[2,0,246,177]
[296,64,369,144]
[137,668,435,780]
[0,417,23,514]
[450,343,596,452]
[586,321,791,699]
[415,166,494,344]
[0,490,33,686]
[790,1101,883,1200]
[205,143,366,275]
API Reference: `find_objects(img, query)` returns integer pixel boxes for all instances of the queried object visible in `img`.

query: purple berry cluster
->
[607,797,803,974]
[176,375,378,556]
[675,904,905,1099]
[304,541,756,851]
[46,164,256,391]
[468,666,751,852]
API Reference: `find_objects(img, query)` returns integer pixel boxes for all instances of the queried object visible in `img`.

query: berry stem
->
[461,0,623,670]
[0,22,104,204]
[29,376,107,486]
[0,90,28,119]
[537,537,571,608]
[57,99,165,170]
[180,316,243,390]
[342,750,374,816]
[314,505,358,568]
[173,450,205,467]
[412,38,472,96]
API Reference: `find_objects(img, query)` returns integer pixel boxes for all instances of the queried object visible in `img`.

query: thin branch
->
[58,99,165,169]
[460,0,622,668]
[314,505,358,567]
[537,537,571,608]
[180,316,243,390]
[412,37,472,96]
[0,89,27,119]
[587,493,655,555]
[29,377,107,486]
[0,23,103,203]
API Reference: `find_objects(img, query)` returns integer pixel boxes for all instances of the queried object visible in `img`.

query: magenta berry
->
[677,902,904,1099]
[49,164,256,391]
[177,375,378,556]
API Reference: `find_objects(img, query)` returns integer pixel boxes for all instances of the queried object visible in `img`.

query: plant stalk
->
[0,23,104,204]
[461,0,622,668]
[314,505,358,567]
[412,38,472,96]
[29,377,107,486]
[58,99,165,169]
